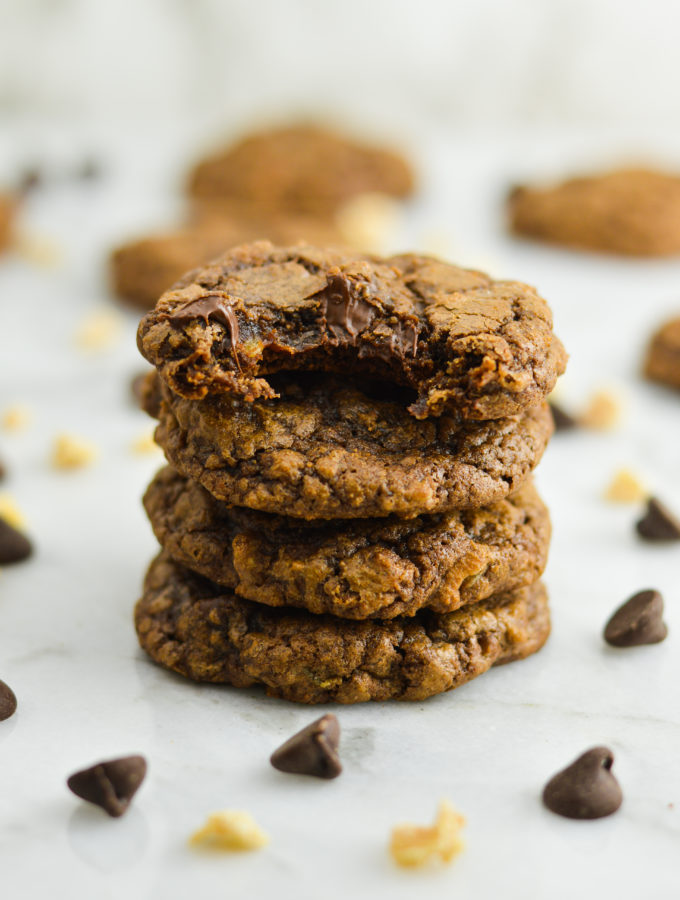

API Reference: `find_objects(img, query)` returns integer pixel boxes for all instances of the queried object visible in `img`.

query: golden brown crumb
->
[131,431,161,455]
[14,233,62,267]
[604,468,648,503]
[75,309,122,351]
[189,810,269,851]
[2,405,32,431]
[579,389,623,430]
[0,494,26,530]
[335,192,401,253]
[389,800,465,868]
[51,434,98,469]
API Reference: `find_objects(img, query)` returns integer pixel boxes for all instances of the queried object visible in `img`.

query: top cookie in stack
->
[135,242,566,703]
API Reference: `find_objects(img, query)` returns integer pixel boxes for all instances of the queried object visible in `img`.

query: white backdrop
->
[2,0,680,141]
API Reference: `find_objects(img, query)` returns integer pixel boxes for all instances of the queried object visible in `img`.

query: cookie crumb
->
[51,434,98,469]
[189,810,269,852]
[131,431,161,455]
[579,389,622,430]
[0,494,26,530]
[604,468,648,503]
[336,192,401,253]
[14,233,62,267]
[75,309,122,351]
[2,405,32,431]
[389,800,465,868]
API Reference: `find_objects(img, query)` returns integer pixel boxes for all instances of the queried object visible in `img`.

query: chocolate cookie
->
[643,316,680,391]
[188,125,414,218]
[152,374,553,519]
[137,242,566,421]
[144,467,550,619]
[111,216,343,310]
[508,168,680,256]
[0,193,15,251]
[135,554,550,704]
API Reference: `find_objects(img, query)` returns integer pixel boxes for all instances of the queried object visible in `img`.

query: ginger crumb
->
[336,192,401,254]
[604,469,648,503]
[51,434,98,470]
[14,233,62,267]
[2,405,32,431]
[189,810,269,852]
[389,800,465,868]
[75,309,122,351]
[0,494,26,530]
[579,389,622,430]
[131,431,161,455]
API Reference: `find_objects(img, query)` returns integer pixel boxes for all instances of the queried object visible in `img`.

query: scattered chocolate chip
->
[636,496,680,541]
[76,158,102,181]
[67,755,147,817]
[604,589,667,647]
[548,400,578,432]
[543,747,622,819]
[0,459,6,480]
[0,517,32,564]
[0,679,17,721]
[18,168,42,193]
[270,713,342,779]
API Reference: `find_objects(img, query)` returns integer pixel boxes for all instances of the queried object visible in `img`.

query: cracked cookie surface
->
[508,168,680,256]
[135,553,550,704]
[137,242,566,421]
[152,374,553,518]
[144,467,550,619]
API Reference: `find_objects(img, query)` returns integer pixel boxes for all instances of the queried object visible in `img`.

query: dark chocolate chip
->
[543,747,622,819]
[548,400,578,432]
[67,755,147,817]
[270,713,342,779]
[604,589,667,647]
[636,497,680,541]
[76,159,102,180]
[0,679,17,721]
[18,168,42,193]
[0,517,33,564]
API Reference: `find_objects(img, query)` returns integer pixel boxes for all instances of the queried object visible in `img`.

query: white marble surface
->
[1,127,680,899]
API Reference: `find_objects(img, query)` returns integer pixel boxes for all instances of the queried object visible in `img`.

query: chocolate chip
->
[543,747,622,819]
[636,497,680,541]
[0,459,6,480]
[548,400,578,432]
[604,589,667,647]
[18,168,42,193]
[76,159,102,180]
[0,679,17,721]
[270,713,342,779]
[67,755,147,817]
[0,517,32,564]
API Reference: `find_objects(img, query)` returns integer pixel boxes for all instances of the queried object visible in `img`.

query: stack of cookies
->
[134,242,566,704]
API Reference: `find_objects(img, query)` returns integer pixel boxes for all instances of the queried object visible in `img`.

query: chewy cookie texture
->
[144,467,550,619]
[137,242,566,421]
[136,554,550,704]
[508,167,680,257]
[135,241,564,703]
[152,375,553,519]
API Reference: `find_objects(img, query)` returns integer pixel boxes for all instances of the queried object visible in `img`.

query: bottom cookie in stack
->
[136,554,549,704]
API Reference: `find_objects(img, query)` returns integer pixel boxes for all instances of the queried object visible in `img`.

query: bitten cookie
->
[188,124,414,218]
[144,467,551,619]
[508,168,680,256]
[135,554,550,704]
[644,316,680,391]
[152,374,553,519]
[137,242,566,421]
[111,215,344,310]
